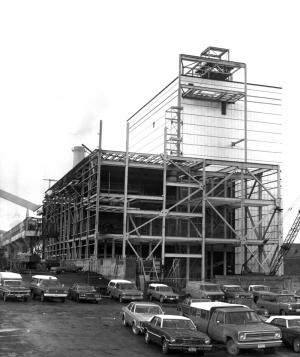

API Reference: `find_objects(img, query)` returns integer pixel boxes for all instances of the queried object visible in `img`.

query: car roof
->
[109,279,132,284]
[154,314,190,320]
[189,301,244,310]
[223,284,242,287]
[217,306,253,313]
[32,275,58,280]
[131,302,161,307]
[149,283,168,287]
[0,272,22,279]
[266,316,300,322]
[249,284,269,287]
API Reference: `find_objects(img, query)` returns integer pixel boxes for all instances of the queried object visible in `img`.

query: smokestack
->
[72,146,85,167]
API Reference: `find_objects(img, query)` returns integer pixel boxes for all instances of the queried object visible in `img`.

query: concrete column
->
[210,245,214,279]
[223,245,227,276]
[186,245,190,281]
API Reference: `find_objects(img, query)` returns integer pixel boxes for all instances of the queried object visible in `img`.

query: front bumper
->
[236,340,282,349]
[7,292,30,299]
[168,343,212,352]
[44,293,68,298]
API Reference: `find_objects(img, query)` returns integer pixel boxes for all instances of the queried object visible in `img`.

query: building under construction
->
[42,47,282,281]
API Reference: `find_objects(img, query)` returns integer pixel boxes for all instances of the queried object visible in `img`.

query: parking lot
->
[0,294,298,357]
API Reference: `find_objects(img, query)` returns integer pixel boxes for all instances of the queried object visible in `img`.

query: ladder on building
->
[269,210,300,275]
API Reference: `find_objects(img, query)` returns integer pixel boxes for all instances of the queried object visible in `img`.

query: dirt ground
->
[0,273,296,357]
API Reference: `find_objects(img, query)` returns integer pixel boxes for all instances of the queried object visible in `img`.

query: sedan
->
[143,314,212,355]
[266,315,300,352]
[122,302,163,335]
[68,284,100,303]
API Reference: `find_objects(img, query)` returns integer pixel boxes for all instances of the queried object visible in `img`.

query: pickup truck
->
[182,301,282,355]
[185,281,225,301]
[248,284,271,303]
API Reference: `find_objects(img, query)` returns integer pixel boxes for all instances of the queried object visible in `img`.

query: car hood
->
[231,322,280,333]
[121,289,142,294]
[164,329,208,339]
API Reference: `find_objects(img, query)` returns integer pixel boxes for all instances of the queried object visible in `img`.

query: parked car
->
[68,283,100,303]
[0,272,30,302]
[30,275,68,302]
[185,281,225,301]
[147,283,179,303]
[121,301,163,335]
[257,292,300,315]
[182,301,282,355]
[222,285,252,302]
[177,297,211,315]
[107,279,143,302]
[143,314,212,355]
[248,284,270,303]
[266,315,300,352]
[50,263,82,274]
[230,296,270,320]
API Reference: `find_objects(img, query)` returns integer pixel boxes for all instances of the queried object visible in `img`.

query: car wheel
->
[293,338,300,352]
[3,293,7,302]
[61,298,65,303]
[41,293,45,302]
[23,297,28,302]
[162,339,169,354]
[149,295,153,301]
[144,331,151,344]
[31,291,35,300]
[119,295,123,303]
[76,295,80,303]
[280,309,286,315]
[122,315,128,327]
[226,339,240,356]
[132,322,140,335]
[159,296,164,303]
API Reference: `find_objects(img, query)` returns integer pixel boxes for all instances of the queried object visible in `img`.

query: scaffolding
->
[42,46,282,280]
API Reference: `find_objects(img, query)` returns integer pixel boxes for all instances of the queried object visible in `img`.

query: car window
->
[151,316,158,325]
[288,319,300,328]
[155,317,162,327]
[200,309,209,320]
[128,303,133,311]
[216,311,225,324]
[274,318,287,327]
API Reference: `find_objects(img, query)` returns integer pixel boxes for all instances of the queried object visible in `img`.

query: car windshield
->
[162,319,196,330]
[43,280,62,287]
[288,319,300,328]
[226,286,244,292]
[158,286,173,292]
[4,280,22,287]
[278,295,296,303]
[119,283,137,290]
[226,311,261,324]
[135,306,163,314]
[202,284,221,292]
[77,286,95,292]
[252,286,270,292]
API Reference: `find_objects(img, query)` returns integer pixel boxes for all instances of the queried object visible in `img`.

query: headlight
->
[80,293,86,297]
[170,337,176,343]
[275,332,281,339]
[239,333,247,341]
[204,337,211,345]
[288,305,293,310]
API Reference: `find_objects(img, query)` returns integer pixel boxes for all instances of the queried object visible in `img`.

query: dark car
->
[143,314,212,355]
[230,297,270,320]
[222,285,252,302]
[257,292,300,315]
[68,283,100,303]
[266,316,300,352]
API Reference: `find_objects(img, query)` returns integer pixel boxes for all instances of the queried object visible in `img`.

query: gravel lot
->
[0,273,296,357]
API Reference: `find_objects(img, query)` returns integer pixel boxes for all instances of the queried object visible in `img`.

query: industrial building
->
[41,47,282,282]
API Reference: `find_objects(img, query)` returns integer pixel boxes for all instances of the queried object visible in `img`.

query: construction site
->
[23,46,286,286]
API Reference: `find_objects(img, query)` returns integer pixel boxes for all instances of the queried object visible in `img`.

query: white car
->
[122,302,163,334]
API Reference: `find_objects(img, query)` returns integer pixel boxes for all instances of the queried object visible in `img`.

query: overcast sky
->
[0,0,299,233]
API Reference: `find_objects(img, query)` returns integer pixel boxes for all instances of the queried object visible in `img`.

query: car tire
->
[23,297,28,302]
[280,309,286,315]
[159,296,164,303]
[149,295,153,301]
[132,322,140,335]
[122,315,128,327]
[293,338,300,352]
[162,339,169,354]
[61,298,65,303]
[119,295,123,303]
[144,331,151,344]
[76,295,80,303]
[31,291,35,300]
[226,339,240,356]
[3,293,7,302]
[41,293,45,302]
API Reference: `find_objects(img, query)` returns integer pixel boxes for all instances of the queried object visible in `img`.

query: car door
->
[272,318,289,344]
[126,303,134,324]
[209,311,225,342]
[147,317,161,343]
